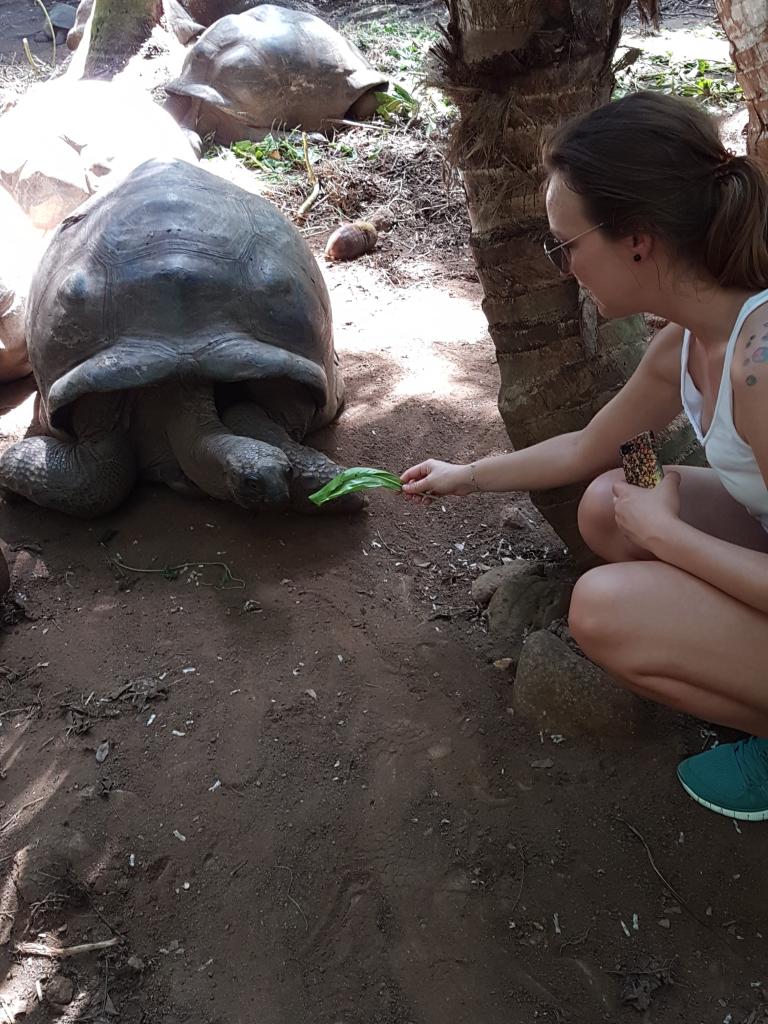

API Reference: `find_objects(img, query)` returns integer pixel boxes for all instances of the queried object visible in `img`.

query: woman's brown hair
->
[542,90,768,290]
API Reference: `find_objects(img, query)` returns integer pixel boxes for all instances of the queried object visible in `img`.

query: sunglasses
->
[543,223,605,273]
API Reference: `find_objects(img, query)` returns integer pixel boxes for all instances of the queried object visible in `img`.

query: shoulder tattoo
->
[743,343,768,385]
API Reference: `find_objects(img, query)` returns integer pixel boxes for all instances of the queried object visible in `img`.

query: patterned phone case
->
[620,431,664,488]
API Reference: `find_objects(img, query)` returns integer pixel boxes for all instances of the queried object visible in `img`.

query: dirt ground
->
[2,2,768,1024]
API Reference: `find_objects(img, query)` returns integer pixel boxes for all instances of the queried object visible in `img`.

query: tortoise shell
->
[27,158,340,434]
[166,5,387,142]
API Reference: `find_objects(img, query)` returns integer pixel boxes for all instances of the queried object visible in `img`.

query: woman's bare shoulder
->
[643,321,685,386]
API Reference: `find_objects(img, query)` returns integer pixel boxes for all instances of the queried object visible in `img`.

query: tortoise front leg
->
[0,393,136,517]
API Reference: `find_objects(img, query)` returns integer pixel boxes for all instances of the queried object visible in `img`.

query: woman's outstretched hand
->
[401,460,477,504]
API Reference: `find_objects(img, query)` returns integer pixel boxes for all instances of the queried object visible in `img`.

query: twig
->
[615,817,688,905]
[508,845,526,917]
[31,0,56,73]
[0,797,45,836]
[0,1000,13,1024]
[103,548,244,590]
[15,937,119,958]
[295,133,321,224]
[559,924,592,954]
[615,816,716,936]
[275,864,308,930]
[80,886,126,939]
[22,38,45,75]
[321,117,392,132]
[375,529,396,555]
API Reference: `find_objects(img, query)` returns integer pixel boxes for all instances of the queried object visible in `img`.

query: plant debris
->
[610,959,676,1011]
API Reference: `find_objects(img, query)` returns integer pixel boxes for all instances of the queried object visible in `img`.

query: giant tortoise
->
[0,158,361,518]
[165,5,387,143]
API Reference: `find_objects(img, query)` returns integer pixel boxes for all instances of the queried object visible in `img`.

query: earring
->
[633,254,642,262]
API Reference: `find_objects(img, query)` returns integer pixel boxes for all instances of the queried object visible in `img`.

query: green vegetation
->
[348,18,456,132]
[225,133,354,178]
[347,20,439,78]
[614,50,743,107]
[309,468,403,506]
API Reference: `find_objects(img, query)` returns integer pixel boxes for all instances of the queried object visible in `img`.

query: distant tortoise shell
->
[27,158,341,435]
[165,4,388,143]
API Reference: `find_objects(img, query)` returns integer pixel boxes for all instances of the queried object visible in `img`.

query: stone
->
[483,562,574,661]
[46,974,74,1005]
[15,137,89,231]
[15,830,98,901]
[513,630,653,738]
[0,549,9,597]
[500,505,531,531]
[471,560,531,610]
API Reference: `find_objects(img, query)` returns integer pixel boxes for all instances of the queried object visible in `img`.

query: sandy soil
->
[1,2,768,1023]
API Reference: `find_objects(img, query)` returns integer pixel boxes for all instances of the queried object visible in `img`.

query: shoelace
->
[733,737,768,788]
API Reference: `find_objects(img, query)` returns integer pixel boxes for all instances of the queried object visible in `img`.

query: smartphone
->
[620,430,664,488]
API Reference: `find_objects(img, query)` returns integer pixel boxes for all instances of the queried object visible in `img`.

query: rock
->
[0,549,10,597]
[500,505,531,531]
[46,975,74,1006]
[484,561,574,661]
[513,630,653,738]
[15,831,98,901]
[14,136,89,231]
[471,560,531,609]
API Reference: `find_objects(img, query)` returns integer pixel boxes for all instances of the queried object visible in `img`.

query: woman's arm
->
[652,519,768,615]
[403,322,685,497]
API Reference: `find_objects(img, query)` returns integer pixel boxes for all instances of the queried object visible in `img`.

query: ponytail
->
[705,156,768,289]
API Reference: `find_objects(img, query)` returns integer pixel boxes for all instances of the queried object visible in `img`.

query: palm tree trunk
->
[715,0,768,160]
[81,0,162,78]
[432,0,702,557]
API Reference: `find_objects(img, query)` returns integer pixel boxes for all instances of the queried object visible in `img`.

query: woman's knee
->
[576,469,623,556]
[568,565,622,652]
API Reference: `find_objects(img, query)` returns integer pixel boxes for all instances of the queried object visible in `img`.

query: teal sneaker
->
[677,737,768,821]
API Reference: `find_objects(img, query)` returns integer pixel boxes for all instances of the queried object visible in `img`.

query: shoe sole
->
[679,778,768,822]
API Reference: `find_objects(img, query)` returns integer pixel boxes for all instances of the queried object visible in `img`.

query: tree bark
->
[715,0,768,160]
[432,0,702,558]
[81,0,162,79]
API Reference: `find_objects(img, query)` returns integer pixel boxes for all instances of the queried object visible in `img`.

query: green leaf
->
[309,467,403,506]
[393,83,416,104]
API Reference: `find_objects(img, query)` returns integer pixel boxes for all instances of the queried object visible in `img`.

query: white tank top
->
[680,288,768,532]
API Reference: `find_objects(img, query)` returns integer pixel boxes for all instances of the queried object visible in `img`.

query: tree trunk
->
[80,0,162,79]
[432,0,702,558]
[715,0,768,160]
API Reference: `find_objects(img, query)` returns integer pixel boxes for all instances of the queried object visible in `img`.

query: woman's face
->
[545,172,648,319]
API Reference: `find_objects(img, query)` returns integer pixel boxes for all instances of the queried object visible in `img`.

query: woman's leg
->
[578,465,768,564]
[572,464,768,727]
[571,466,768,818]
[569,561,768,819]
[569,560,768,734]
